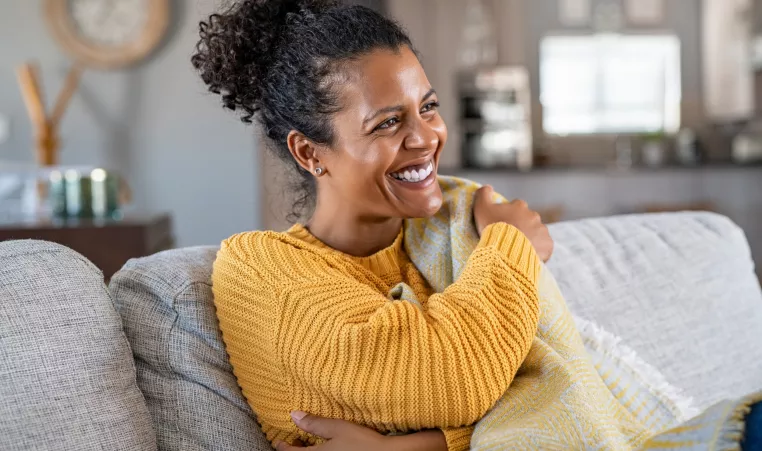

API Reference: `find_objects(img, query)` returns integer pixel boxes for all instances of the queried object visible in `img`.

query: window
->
[540,34,681,135]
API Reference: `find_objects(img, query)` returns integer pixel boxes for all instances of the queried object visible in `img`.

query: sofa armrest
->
[548,212,762,410]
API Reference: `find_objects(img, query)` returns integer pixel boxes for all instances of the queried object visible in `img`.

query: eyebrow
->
[362,88,437,126]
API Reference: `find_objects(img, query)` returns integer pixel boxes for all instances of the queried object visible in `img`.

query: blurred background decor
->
[1,0,174,278]
[263,0,762,279]
[15,62,80,167]
[43,0,170,70]
[0,0,760,279]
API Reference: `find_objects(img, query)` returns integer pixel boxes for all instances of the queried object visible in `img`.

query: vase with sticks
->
[15,62,81,167]
[14,62,82,217]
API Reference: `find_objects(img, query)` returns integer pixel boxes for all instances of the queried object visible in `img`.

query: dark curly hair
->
[191,0,413,222]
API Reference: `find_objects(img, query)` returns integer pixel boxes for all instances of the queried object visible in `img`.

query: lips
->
[389,160,434,182]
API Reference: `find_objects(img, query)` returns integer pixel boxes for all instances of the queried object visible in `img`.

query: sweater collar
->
[287,223,404,277]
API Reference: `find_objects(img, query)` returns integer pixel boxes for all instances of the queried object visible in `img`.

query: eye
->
[421,101,440,113]
[375,117,400,131]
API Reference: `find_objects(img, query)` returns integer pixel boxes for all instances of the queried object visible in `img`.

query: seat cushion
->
[109,247,271,451]
[548,212,762,411]
[0,240,156,451]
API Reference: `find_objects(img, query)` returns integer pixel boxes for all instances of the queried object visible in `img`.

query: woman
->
[195,0,549,449]
[194,1,761,450]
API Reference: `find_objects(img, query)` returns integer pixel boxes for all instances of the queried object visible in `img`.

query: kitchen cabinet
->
[702,0,754,121]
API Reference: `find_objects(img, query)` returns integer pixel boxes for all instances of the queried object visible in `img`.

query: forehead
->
[337,46,430,111]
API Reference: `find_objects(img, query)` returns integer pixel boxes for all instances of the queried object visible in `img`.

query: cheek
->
[357,140,399,176]
[434,118,448,146]
[334,142,396,183]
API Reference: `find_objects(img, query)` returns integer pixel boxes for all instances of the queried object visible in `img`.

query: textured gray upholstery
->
[110,246,271,451]
[0,240,156,451]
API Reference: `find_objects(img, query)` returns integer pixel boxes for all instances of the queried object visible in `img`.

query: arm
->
[395,430,449,451]
[279,223,538,418]
[275,412,451,451]
[214,223,539,449]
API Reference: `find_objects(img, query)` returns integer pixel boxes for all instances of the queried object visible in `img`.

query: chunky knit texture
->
[214,175,761,450]
[213,216,540,449]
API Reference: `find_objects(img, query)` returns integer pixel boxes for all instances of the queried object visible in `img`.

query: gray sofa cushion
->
[109,247,271,451]
[0,240,156,451]
[548,212,762,411]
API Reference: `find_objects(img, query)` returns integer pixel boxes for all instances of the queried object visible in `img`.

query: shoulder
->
[214,230,336,286]
[219,230,293,259]
[217,230,306,268]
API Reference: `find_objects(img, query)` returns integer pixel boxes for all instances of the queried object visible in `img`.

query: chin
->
[401,187,443,219]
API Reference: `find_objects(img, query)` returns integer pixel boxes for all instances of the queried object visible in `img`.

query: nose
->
[403,117,439,152]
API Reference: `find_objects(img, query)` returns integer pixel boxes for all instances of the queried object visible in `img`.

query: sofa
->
[1,212,761,451]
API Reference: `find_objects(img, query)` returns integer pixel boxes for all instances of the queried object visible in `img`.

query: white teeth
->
[390,160,435,182]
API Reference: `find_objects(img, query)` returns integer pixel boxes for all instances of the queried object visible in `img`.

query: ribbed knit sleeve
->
[442,426,474,451]
[212,222,540,448]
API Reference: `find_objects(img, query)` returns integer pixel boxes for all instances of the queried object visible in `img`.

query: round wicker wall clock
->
[44,0,170,69]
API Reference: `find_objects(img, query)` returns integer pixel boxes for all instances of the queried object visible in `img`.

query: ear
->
[287,130,323,174]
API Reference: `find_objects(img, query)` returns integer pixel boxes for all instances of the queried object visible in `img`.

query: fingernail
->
[273,440,282,448]
[290,410,307,421]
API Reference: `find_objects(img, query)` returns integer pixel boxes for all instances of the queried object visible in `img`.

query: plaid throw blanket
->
[402,176,760,450]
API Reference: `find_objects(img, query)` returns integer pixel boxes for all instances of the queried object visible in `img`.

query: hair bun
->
[192,0,335,122]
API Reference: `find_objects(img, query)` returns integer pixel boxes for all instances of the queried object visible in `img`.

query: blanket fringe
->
[715,391,762,451]
[573,316,700,424]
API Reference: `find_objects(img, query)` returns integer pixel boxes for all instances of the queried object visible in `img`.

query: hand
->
[474,185,554,262]
[274,411,390,451]
[274,412,447,451]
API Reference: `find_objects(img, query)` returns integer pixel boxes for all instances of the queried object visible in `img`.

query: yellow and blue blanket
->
[403,176,761,450]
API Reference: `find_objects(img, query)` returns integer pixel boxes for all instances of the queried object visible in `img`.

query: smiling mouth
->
[388,160,435,183]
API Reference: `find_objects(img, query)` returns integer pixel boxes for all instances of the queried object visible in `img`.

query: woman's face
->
[316,46,447,220]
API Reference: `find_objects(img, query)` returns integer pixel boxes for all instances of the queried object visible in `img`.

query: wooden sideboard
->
[0,213,174,279]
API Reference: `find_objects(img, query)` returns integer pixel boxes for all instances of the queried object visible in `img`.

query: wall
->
[0,0,260,246]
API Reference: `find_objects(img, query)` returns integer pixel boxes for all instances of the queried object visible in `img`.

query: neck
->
[306,201,403,257]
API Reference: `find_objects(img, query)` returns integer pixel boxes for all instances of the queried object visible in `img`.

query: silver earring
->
[314,167,323,176]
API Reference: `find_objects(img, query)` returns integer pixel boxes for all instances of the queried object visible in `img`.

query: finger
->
[511,199,528,209]
[545,232,555,262]
[291,411,344,440]
[474,185,494,206]
[274,440,307,451]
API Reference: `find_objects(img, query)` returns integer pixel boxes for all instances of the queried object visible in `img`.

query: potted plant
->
[641,130,667,166]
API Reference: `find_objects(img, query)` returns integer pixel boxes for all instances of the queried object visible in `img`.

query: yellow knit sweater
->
[212,222,541,450]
